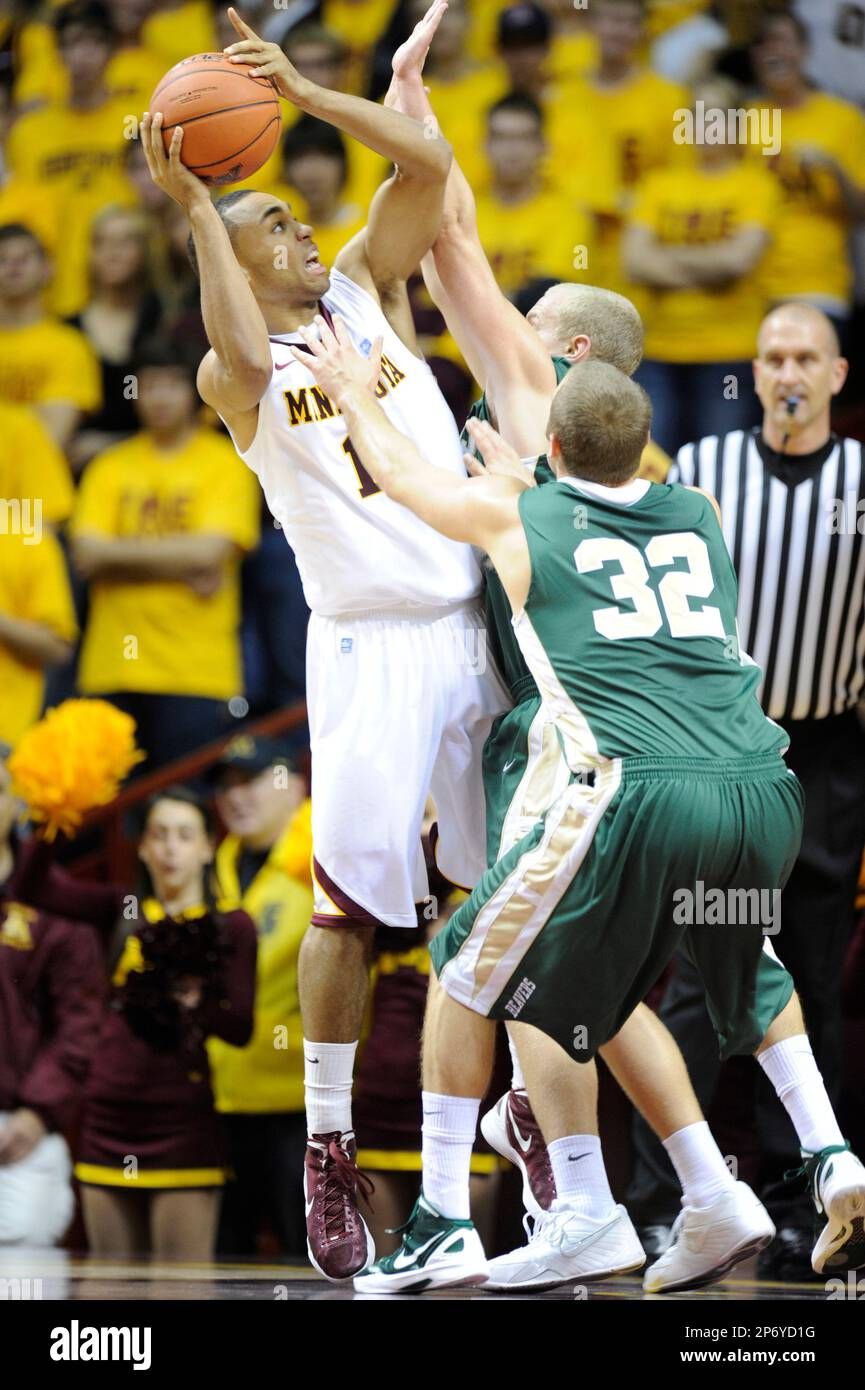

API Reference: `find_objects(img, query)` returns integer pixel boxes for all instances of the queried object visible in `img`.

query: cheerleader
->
[13,784,257,1260]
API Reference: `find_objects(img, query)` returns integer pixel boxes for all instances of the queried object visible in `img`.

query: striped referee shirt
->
[670,428,865,722]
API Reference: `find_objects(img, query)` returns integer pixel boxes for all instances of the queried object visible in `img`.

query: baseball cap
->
[497,3,552,48]
[207,734,298,783]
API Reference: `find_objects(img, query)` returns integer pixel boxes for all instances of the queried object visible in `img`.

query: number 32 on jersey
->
[575,532,725,640]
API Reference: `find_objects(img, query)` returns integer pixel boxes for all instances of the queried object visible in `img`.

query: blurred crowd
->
[2,0,865,763]
[1,0,865,1266]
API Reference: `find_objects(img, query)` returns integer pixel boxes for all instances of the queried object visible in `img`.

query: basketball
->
[150,53,282,187]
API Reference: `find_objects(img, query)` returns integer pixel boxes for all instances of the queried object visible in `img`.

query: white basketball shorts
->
[307,601,510,929]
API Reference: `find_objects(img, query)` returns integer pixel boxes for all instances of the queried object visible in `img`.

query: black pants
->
[217,1112,308,1260]
[628,710,865,1227]
[94,691,234,777]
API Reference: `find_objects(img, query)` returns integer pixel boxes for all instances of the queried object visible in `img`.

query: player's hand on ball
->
[291,316,384,402]
[140,113,209,210]
[392,0,449,81]
[224,7,307,102]
[464,418,535,487]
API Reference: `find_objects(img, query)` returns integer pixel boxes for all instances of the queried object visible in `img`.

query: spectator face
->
[214,766,305,845]
[499,39,549,93]
[90,211,147,291]
[136,366,197,435]
[592,0,643,67]
[58,22,112,90]
[0,233,49,305]
[751,16,806,93]
[225,192,329,299]
[753,309,847,436]
[283,151,346,215]
[138,797,213,901]
[486,108,545,187]
[108,0,150,41]
[286,40,348,93]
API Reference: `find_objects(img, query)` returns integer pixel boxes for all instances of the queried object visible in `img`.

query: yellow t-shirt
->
[0,402,75,526]
[0,318,102,412]
[630,161,779,362]
[208,804,314,1113]
[0,178,61,255]
[71,428,260,699]
[321,0,395,93]
[5,100,137,315]
[755,92,865,308]
[141,0,217,69]
[0,529,77,748]
[563,69,691,306]
[13,23,164,111]
[474,184,594,298]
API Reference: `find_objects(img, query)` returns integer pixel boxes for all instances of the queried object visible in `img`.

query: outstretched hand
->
[464,418,535,488]
[392,0,449,82]
[223,6,307,102]
[290,316,384,403]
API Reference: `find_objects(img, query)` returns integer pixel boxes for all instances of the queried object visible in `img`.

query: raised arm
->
[224,8,451,290]
[289,315,531,612]
[381,3,558,451]
[140,112,273,418]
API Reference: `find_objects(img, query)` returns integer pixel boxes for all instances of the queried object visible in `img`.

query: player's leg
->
[301,610,445,1282]
[756,984,865,1275]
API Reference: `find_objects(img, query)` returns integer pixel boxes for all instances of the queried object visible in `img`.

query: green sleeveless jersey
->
[513,478,786,763]
[461,357,570,698]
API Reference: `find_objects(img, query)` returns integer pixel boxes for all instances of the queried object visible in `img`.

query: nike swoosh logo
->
[568,1153,591,1162]
[306,1057,320,1064]
[509,1114,534,1155]
[392,1229,452,1271]
[503,759,517,773]
[275,361,294,370]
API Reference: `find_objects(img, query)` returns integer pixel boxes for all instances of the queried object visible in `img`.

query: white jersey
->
[228,269,481,616]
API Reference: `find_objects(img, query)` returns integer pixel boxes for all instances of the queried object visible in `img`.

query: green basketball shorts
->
[433,751,804,1060]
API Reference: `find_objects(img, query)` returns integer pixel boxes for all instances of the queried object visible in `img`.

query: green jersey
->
[512,477,786,764]
[461,357,570,698]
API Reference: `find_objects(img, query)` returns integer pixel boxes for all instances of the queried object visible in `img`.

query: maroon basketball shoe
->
[304,1131,375,1281]
[480,1091,556,1216]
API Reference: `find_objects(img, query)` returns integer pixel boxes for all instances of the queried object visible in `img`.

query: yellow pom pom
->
[8,699,145,840]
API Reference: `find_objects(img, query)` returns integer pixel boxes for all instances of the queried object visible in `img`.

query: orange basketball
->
[150,53,281,187]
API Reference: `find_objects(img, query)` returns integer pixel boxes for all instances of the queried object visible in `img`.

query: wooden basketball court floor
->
[0,1247,833,1300]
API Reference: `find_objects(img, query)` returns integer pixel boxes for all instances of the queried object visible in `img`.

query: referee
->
[628,302,865,1280]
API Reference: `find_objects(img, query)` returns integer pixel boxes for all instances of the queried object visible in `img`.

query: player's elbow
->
[403,131,452,184]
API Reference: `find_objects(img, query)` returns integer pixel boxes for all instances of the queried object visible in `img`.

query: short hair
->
[554,284,644,376]
[135,336,199,387]
[282,116,348,180]
[55,0,114,42]
[487,92,545,131]
[546,360,652,485]
[497,3,552,49]
[0,221,47,257]
[756,301,841,357]
[186,190,256,279]
[753,9,809,47]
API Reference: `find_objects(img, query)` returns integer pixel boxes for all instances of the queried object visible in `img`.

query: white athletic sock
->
[757,1036,845,1153]
[421,1092,480,1220]
[663,1122,737,1209]
[304,1039,357,1136]
[507,1030,526,1092]
[547,1135,616,1218]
